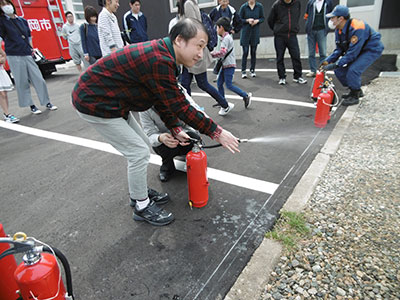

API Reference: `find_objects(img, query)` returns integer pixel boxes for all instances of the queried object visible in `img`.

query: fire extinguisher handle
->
[0,238,35,261]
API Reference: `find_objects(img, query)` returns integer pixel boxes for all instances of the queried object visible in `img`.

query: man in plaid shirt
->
[72,18,239,226]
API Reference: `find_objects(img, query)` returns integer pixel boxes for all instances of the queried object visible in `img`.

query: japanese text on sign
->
[28,19,52,31]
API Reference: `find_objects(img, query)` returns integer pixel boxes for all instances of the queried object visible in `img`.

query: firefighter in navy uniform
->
[321,5,384,106]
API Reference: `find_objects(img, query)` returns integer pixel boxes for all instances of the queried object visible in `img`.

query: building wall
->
[80,0,399,57]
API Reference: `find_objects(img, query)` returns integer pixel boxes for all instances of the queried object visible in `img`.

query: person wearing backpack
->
[179,0,234,116]
[239,0,264,79]
[211,17,252,112]
[80,6,102,65]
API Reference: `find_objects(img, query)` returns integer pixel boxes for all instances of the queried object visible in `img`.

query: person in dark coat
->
[304,0,333,77]
[80,6,102,65]
[238,0,264,79]
[268,0,307,85]
[209,0,242,34]
[122,0,148,44]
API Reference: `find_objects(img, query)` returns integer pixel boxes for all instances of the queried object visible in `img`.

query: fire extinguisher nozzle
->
[238,139,249,143]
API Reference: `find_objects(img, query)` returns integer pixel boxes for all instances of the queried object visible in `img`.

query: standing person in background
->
[238,0,264,79]
[62,11,89,72]
[97,0,123,56]
[210,0,242,34]
[0,0,57,115]
[0,47,19,122]
[179,0,234,116]
[304,0,333,77]
[123,0,148,44]
[80,6,102,65]
[268,0,307,85]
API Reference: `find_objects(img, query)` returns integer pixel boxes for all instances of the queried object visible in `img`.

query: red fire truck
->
[4,0,71,75]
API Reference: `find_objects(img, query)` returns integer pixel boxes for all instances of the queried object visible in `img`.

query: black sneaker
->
[243,92,252,108]
[342,96,359,106]
[133,201,174,226]
[343,89,364,99]
[130,188,170,207]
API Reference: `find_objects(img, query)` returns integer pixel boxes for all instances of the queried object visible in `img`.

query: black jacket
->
[268,0,301,37]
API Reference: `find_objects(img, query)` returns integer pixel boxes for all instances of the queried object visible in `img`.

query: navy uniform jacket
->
[122,11,148,44]
[326,19,384,67]
[209,4,242,33]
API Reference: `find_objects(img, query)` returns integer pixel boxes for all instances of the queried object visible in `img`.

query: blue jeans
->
[307,29,327,73]
[217,67,247,98]
[181,67,228,108]
[241,45,257,72]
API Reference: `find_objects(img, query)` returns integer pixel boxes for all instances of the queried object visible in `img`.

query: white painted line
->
[0,121,279,195]
[207,68,335,75]
[191,92,316,108]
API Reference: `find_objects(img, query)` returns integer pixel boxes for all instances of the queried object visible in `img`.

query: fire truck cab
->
[8,0,71,75]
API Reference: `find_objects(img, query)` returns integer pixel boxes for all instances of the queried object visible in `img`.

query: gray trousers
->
[77,111,151,200]
[7,55,50,108]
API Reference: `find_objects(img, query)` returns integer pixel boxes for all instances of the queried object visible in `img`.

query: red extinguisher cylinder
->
[311,71,325,100]
[186,147,209,208]
[14,252,67,300]
[314,89,334,128]
[0,223,20,300]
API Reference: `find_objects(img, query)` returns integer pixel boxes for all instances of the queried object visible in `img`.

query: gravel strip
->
[260,77,400,300]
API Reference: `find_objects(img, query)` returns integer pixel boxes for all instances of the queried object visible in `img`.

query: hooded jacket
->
[268,0,301,37]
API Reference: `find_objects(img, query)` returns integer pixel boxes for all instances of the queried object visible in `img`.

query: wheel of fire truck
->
[39,62,57,77]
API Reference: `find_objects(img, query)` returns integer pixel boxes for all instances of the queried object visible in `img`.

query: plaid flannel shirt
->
[72,37,221,139]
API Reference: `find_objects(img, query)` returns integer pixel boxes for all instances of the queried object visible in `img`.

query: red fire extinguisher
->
[311,70,325,101]
[0,231,75,300]
[314,88,335,128]
[186,142,209,208]
[0,224,20,300]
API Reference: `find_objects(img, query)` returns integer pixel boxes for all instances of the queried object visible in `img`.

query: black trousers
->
[153,131,200,173]
[274,34,303,80]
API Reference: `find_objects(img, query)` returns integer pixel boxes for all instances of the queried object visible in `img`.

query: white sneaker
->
[278,78,286,85]
[250,71,256,78]
[241,72,247,79]
[46,103,58,111]
[218,102,234,116]
[306,72,316,78]
[293,77,307,84]
[30,105,42,114]
[4,114,20,123]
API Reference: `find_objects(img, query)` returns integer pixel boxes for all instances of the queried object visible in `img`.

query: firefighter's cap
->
[326,5,350,18]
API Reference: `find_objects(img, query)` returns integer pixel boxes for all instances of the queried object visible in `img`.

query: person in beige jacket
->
[179,0,234,116]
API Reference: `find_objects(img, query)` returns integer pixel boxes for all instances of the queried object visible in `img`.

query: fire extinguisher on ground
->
[186,142,209,208]
[312,70,340,128]
[0,227,75,300]
[185,138,248,208]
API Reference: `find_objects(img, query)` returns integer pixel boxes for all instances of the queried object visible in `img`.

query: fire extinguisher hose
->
[42,246,75,300]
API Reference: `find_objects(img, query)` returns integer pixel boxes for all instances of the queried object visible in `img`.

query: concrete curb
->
[224,99,361,300]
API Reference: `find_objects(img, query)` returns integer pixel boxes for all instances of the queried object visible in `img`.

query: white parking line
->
[0,121,279,195]
[191,92,316,108]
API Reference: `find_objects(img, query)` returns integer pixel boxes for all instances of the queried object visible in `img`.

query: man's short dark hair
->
[130,0,140,4]
[216,17,230,32]
[169,18,207,43]
[343,14,351,20]
[65,11,73,17]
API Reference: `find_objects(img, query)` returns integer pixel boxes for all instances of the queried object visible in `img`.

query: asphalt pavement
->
[0,56,390,300]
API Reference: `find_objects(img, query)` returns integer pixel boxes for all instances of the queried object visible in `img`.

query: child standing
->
[212,17,252,109]
[0,50,19,123]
